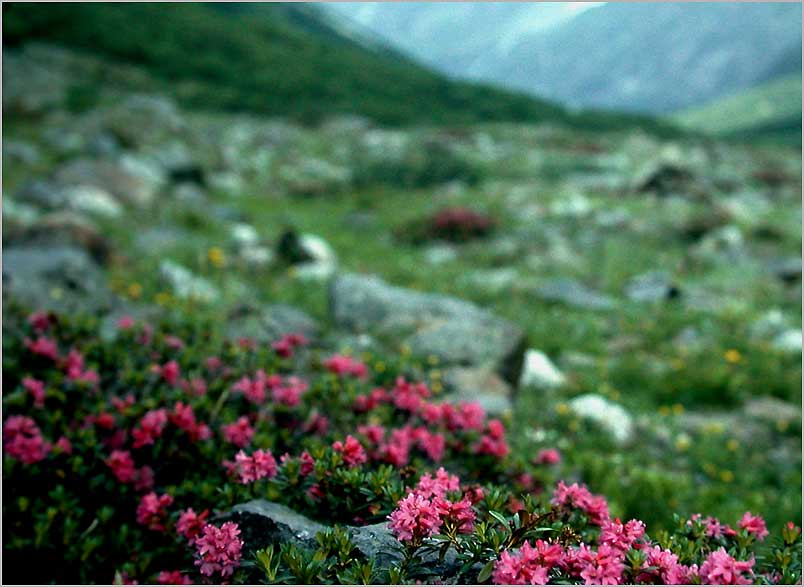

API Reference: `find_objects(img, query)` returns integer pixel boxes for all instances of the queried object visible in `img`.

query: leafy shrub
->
[2,304,799,584]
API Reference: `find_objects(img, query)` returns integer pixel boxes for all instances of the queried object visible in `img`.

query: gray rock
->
[568,394,633,444]
[743,397,800,424]
[624,271,681,303]
[159,260,219,302]
[225,304,320,343]
[3,139,41,167]
[423,244,458,266]
[772,329,802,354]
[768,257,802,286]
[53,157,162,207]
[330,273,526,383]
[442,367,512,415]
[15,180,69,210]
[534,278,615,311]
[5,211,111,264]
[223,501,327,552]
[3,246,115,314]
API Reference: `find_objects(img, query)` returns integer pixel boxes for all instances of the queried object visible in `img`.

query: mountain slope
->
[1,2,627,129]
[329,2,802,114]
[674,74,802,144]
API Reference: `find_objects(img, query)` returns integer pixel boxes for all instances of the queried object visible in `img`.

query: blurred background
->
[2,2,802,531]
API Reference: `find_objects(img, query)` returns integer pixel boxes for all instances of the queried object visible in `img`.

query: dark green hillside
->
[2,2,678,133]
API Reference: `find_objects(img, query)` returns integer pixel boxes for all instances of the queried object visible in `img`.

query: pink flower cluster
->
[105,450,154,490]
[551,481,610,526]
[25,336,59,361]
[169,402,211,442]
[194,522,243,578]
[492,539,564,585]
[3,416,51,464]
[152,360,181,386]
[232,371,308,407]
[332,435,367,467]
[132,409,168,448]
[64,349,99,384]
[156,570,192,585]
[698,548,755,585]
[233,449,277,483]
[358,424,446,465]
[272,332,308,358]
[22,377,46,408]
[177,508,209,544]
[323,354,368,379]
[221,416,255,448]
[738,512,769,541]
[688,513,738,539]
[136,492,174,532]
[387,468,476,542]
[473,418,509,458]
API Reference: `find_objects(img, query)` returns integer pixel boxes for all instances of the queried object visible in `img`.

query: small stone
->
[159,260,219,302]
[568,394,633,444]
[772,329,802,354]
[519,350,566,390]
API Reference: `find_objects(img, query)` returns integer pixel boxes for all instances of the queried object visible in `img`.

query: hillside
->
[674,74,802,144]
[1,2,672,133]
[331,2,802,114]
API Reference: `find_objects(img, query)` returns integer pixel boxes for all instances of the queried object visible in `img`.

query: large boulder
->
[3,246,115,314]
[442,367,512,415]
[3,211,112,265]
[53,157,164,208]
[330,273,526,383]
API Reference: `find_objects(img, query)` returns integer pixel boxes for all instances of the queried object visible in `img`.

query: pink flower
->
[28,311,52,332]
[599,518,646,552]
[414,428,446,462]
[132,409,169,448]
[153,360,181,386]
[22,377,46,408]
[182,377,207,397]
[536,448,561,465]
[111,394,136,415]
[332,435,367,467]
[473,433,509,458]
[358,424,386,445]
[221,417,255,448]
[234,449,277,483]
[272,333,308,358]
[105,450,137,483]
[205,356,223,371]
[117,315,135,330]
[415,468,460,498]
[552,481,610,526]
[272,376,308,407]
[231,372,266,405]
[492,540,563,585]
[698,548,754,585]
[572,543,625,585]
[689,514,738,539]
[299,451,315,476]
[55,436,72,454]
[164,335,184,350]
[380,426,413,467]
[324,354,368,379]
[169,402,210,442]
[3,416,50,464]
[136,492,174,532]
[156,570,192,585]
[392,377,430,412]
[738,512,769,541]
[64,349,99,384]
[637,546,696,584]
[194,522,243,578]
[446,498,476,533]
[303,411,329,436]
[177,508,209,544]
[387,492,444,542]
[25,336,59,361]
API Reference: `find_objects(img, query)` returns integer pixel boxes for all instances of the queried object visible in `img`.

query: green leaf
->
[477,560,495,583]
[489,510,509,527]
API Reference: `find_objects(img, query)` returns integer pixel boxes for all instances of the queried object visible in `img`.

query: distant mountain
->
[328,2,802,114]
[2,2,679,134]
[674,73,802,144]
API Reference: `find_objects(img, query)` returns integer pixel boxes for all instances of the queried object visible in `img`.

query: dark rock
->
[2,246,115,314]
[330,273,526,383]
[769,257,802,286]
[534,278,616,311]
[634,163,693,196]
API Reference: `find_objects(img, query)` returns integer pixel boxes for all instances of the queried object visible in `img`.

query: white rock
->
[299,234,336,265]
[772,329,802,354]
[519,349,566,389]
[550,192,592,217]
[568,393,634,444]
[292,261,336,281]
[231,223,260,247]
[159,260,219,302]
[240,246,273,267]
[424,245,458,266]
[65,185,123,218]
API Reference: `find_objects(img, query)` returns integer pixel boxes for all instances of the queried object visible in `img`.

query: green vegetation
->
[2,2,680,134]
[674,74,802,144]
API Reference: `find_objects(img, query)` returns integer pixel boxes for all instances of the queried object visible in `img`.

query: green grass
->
[674,73,802,143]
